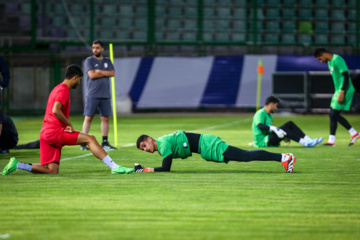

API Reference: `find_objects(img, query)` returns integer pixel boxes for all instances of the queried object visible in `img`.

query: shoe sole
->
[286,156,295,173]
[349,133,360,146]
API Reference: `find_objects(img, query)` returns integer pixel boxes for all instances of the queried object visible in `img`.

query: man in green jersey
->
[135,130,296,173]
[252,96,323,148]
[314,48,359,146]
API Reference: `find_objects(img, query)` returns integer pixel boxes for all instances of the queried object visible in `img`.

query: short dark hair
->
[137,134,151,149]
[265,96,279,105]
[65,64,83,79]
[92,40,104,48]
[314,47,329,57]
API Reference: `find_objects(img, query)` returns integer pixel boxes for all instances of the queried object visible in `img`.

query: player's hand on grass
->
[134,163,145,173]
[270,126,287,138]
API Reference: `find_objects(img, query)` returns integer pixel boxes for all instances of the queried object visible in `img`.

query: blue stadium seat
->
[298,34,312,44]
[348,23,356,33]
[101,17,116,26]
[167,19,181,30]
[102,4,116,15]
[250,21,263,32]
[185,7,197,18]
[282,34,296,44]
[168,7,182,17]
[70,4,83,14]
[203,20,215,31]
[155,31,164,41]
[314,34,328,44]
[99,30,114,39]
[20,2,31,14]
[314,9,328,20]
[52,16,65,27]
[233,20,246,31]
[115,30,129,40]
[215,32,230,42]
[331,10,345,20]
[204,7,215,18]
[299,9,313,20]
[135,6,147,17]
[119,18,132,28]
[347,35,356,45]
[54,3,65,14]
[299,0,313,7]
[349,10,356,20]
[134,18,147,30]
[264,34,279,43]
[170,0,185,5]
[218,0,232,6]
[265,21,280,32]
[166,31,181,41]
[315,0,329,7]
[133,31,147,40]
[348,0,357,7]
[156,6,166,17]
[203,32,213,41]
[233,0,247,6]
[267,0,281,7]
[204,0,216,6]
[156,19,165,29]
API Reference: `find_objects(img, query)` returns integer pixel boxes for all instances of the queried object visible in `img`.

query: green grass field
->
[1,114,359,240]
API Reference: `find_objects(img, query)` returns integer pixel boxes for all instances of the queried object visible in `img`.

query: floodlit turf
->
[1,114,360,240]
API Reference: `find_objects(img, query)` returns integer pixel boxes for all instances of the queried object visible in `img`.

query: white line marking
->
[60,118,251,162]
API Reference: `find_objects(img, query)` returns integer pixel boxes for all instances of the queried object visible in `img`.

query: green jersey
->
[328,54,355,111]
[156,131,229,163]
[252,108,275,147]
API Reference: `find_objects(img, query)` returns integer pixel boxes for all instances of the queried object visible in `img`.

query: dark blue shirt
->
[0,55,10,88]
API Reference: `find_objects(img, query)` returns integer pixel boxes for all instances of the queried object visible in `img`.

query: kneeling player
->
[2,65,133,175]
[135,131,295,173]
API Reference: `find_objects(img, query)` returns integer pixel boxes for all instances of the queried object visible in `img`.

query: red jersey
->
[41,83,70,131]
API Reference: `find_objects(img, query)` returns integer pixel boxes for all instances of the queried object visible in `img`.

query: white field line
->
[61,118,252,162]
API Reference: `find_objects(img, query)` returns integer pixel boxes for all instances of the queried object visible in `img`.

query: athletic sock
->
[328,135,336,144]
[299,138,307,146]
[101,155,119,169]
[17,162,32,172]
[348,128,357,136]
[102,136,108,144]
[304,135,312,142]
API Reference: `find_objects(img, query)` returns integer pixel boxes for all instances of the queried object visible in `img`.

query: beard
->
[95,52,102,58]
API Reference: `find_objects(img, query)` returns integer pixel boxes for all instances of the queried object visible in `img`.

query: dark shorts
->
[84,96,112,117]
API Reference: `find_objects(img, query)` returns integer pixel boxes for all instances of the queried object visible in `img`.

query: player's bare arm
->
[87,69,115,79]
[52,101,74,132]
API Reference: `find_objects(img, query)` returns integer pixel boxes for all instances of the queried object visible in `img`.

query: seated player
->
[252,96,323,148]
[2,65,133,175]
[0,113,18,154]
[135,130,296,173]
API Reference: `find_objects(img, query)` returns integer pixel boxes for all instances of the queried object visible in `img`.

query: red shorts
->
[40,127,80,165]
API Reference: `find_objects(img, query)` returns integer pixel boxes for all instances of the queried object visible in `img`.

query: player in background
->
[81,40,116,151]
[2,65,133,175]
[252,96,323,148]
[135,130,296,173]
[314,48,359,146]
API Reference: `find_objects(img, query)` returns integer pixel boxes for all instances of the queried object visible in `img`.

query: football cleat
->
[281,153,295,173]
[80,145,90,150]
[111,166,134,174]
[102,142,117,150]
[2,157,18,176]
[323,142,335,146]
[349,132,360,146]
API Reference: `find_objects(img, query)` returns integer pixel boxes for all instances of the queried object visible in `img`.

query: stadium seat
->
[314,34,328,44]
[155,6,166,17]
[215,20,230,30]
[347,35,356,45]
[233,20,246,31]
[133,31,147,40]
[218,0,232,6]
[70,4,83,14]
[299,9,313,20]
[120,5,133,17]
[52,16,65,27]
[101,17,116,27]
[282,21,296,33]
[314,22,329,33]
[282,9,296,20]
[166,31,181,41]
[349,10,356,20]
[250,21,264,32]
[102,4,116,15]
[266,8,280,19]
[119,18,132,29]
[182,32,196,41]
[251,9,264,19]
[331,10,345,21]
[168,7,182,17]
[298,34,312,45]
[217,7,231,18]
[156,19,166,29]
[183,19,197,30]
[331,35,345,45]
[134,18,147,30]
[20,2,31,14]
[264,34,279,43]
[234,0,247,6]
[298,21,313,34]
[203,20,215,31]
[204,8,215,18]
[185,7,197,18]
[155,31,164,41]
[54,3,65,14]
[348,0,357,7]
[232,33,246,42]
[315,0,329,7]
[265,21,280,32]
[348,22,356,33]
[233,8,246,19]
[267,0,281,7]
[281,33,296,44]
[204,0,216,6]
[330,22,345,33]
[66,29,78,38]
[135,6,147,17]
[282,0,297,7]
[256,0,265,6]
[167,19,181,30]
[115,30,129,40]
[314,9,328,20]
[299,0,313,7]
[99,30,114,39]
[215,32,230,42]
[203,32,214,41]
[170,0,185,5]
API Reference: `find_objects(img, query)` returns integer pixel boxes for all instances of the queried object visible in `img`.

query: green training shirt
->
[328,54,355,111]
[156,130,192,159]
[252,108,273,147]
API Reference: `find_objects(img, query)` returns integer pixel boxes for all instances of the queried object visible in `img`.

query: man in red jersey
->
[2,65,133,175]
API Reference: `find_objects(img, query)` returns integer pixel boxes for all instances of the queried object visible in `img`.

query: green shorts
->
[199,134,230,163]
[331,90,354,111]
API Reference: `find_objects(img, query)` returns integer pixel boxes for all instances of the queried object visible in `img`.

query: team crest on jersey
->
[104,63,108,68]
